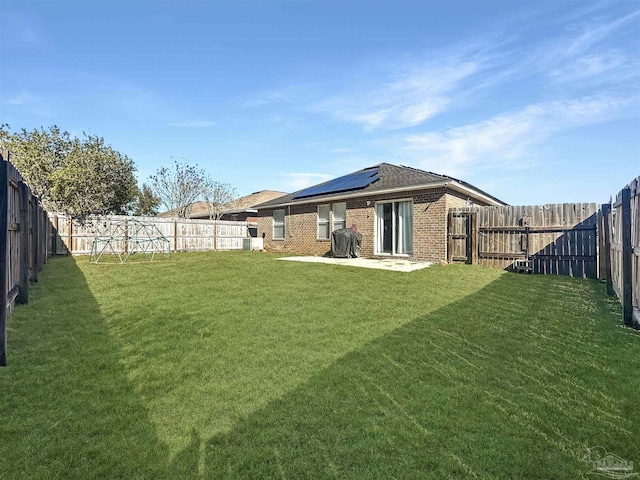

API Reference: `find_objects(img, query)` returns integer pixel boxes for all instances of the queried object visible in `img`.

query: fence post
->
[597,207,604,280]
[447,212,453,263]
[173,220,178,252]
[470,211,478,265]
[0,157,8,366]
[51,214,57,255]
[124,218,129,254]
[601,203,614,296]
[31,199,39,282]
[620,187,633,327]
[41,210,47,263]
[67,217,73,255]
[17,182,29,304]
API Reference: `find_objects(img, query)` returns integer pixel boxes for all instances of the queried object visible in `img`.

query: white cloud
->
[549,52,630,83]
[281,173,334,191]
[313,60,483,131]
[245,7,638,136]
[168,120,216,128]
[404,95,635,176]
[563,9,640,58]
[527,9,640,88]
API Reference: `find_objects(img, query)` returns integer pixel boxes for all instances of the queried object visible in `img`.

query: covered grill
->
[331,227,362,258]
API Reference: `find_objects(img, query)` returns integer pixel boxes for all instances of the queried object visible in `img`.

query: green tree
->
[0,125,138,219]
[0,125,70,207]
[133,184,161,216]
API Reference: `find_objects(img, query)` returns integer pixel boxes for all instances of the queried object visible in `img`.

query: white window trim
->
[317,204,330,240]
[373,198,413,256]
[332,202,347,232]
[273,209,285,240]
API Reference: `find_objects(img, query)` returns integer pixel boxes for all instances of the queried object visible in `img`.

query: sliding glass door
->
[375,200,413,255]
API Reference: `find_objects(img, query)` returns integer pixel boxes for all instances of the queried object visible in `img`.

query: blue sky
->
[1,0,639,204]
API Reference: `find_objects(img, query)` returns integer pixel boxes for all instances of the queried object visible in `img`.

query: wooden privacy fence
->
[448,203,599,278]
[48,214,255,255]
[449,195,640,329]
[1,150,50,366]
[602,177,639,328]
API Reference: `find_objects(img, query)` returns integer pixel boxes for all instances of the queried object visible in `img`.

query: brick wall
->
[346,187,450,262]
[258,187,493,263]
[257,204,333,256]
[446,189,485,210]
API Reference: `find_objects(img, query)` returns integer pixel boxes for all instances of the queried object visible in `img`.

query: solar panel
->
[293,168,380,199]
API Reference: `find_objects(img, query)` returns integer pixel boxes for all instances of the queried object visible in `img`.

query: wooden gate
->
[448,204,598,278]
[447,211,477,264]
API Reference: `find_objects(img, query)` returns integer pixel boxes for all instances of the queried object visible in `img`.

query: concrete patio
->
[276,256,433,272]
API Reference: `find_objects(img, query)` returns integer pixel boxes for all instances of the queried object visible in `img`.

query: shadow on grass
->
[200,274,639,479]
[2,255,639,479]
[0,257,202,479]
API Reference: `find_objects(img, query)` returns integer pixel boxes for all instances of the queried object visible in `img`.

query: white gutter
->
[224,208,258,214]
[448,181,506,206]
[257,180,505,209]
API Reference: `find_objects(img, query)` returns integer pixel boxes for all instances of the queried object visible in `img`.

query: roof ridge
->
[398,164,448,180]
[396,164,504,204]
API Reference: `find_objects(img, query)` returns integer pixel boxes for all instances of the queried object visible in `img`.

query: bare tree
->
[149,159,208,218]
[203,178,237,220]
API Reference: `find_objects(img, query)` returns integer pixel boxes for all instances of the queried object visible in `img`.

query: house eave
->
[256,181,505,209]
[224,208,258,215]
[447,181,507,206]
[256,182,449,208]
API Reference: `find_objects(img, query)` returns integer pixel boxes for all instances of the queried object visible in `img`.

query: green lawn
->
[1,251,638,479]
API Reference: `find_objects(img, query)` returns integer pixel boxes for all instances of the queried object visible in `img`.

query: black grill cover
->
[331,228,362,258]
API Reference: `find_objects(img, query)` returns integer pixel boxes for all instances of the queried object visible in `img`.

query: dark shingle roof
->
[255,163,505,208]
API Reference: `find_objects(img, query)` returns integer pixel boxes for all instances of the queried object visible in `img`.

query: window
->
[317,205,330,240]
[273,209,285,239]
[375,200,412,255]
[332,203,346,231]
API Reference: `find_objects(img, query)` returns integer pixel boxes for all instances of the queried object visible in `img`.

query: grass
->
[1,251,638,479]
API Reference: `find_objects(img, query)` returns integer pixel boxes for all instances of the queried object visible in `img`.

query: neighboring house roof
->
[254,163,506,208]
[158,190,288,218]
[157,201,207,218]
[220,190,288,215]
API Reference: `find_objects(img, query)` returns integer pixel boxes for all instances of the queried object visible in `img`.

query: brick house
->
[254,163,506,263]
